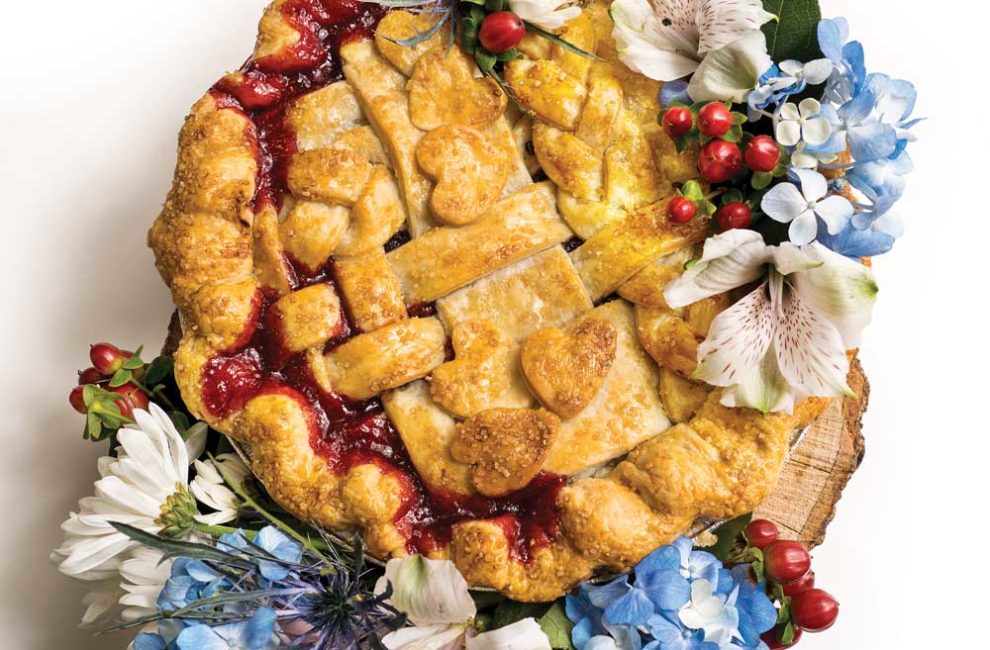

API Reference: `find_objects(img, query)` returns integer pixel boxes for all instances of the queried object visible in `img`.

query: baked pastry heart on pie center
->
[148,0,831,601]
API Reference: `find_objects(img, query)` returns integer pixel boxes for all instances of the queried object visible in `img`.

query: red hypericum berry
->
[108,384,149,420]
[698,140,743,183]
[698,102,733,138]
[662,106,694,138]
[90,343,124,376]
[745,135,782,173]
[783,570,817,597]
[763,541,812,584]
[78,367,103,385]
[667,197,697,224]
[717,201,752,231]
[790,589,839,632]
[479,11,525,54]
[762,626,803,649]
[69,386,87,414]
[745,519,780,549]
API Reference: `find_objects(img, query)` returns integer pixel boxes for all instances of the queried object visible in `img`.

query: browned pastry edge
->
[149,1,841,602]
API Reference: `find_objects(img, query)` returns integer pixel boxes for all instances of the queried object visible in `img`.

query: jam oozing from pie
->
[203,283,566,562]
[209,0,386,210]
[198,0,566,563]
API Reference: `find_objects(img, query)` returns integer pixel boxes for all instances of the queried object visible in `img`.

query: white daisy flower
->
[119,546,172,622]
[190,453,250,525]
[51,404,231,624]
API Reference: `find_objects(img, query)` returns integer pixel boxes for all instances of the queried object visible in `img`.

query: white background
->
[0,1,986,648]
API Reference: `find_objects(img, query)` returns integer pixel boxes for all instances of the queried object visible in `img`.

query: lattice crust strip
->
[149,0,833,602]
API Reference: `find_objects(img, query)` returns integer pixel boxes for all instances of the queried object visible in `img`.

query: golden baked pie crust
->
[149,0,830,602]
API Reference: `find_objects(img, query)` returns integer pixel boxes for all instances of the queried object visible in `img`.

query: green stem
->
[212,456,334,565]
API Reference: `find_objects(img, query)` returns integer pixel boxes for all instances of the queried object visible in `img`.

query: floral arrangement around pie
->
[52,0,917,648]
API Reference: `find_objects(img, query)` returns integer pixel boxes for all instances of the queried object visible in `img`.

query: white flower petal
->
[787,211,819,245]
[611,0,701,81]
[663,230,768,307]
[802,58,833,84]
[761,182,807,223]
[789,147,820,169]
[94,475,164,517]
[775,120,801,147]
[59,533,134,577]
[382,624,467,650]
[791,244,878,348]
[778,102,800,121]
[376,556,477,627]
[801,117,832,146]
[694,0,776,55]
[694,284,774,388]
[813,195,852,235]
[509,0,581,31]
[467,618,552,650]
[791,168,827,202]
[777,59,802,76]
[185,422,209,462]
[687,30,771,103]
[765,243,823,276]
[797,97,821,118]
[719,342,794,413]
[773,291,853,398]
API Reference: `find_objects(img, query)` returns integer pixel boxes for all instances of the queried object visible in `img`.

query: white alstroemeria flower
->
[51,405,221,624]
[678,580,740,646]
[377,556,552,650]
[190,453,249,525]
[509,0,581,31]
[611,0,774,84]
[686,29,772,103]
[775,98,832,148]
[664,230,877,413]
[762,169,853,245]
[119,546,172,622]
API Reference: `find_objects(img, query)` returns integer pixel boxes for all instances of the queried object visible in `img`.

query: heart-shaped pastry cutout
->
[430,320,531,418]
[449,408,560,497]
[416,125,510,225]
[521,318,618,419]
[374,10,445,77]
[408,47,507,131]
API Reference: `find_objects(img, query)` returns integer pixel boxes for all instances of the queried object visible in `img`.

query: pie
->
[149,0,829,601]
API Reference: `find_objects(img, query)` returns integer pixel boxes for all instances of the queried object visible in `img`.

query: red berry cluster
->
[744,520,840,648]
[70,343,149,419]
[661,103,784,231]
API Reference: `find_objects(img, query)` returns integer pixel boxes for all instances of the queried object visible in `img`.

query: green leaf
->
[169,411,192,434]
[762,0,823,63]
[471,590,506,612]
[145,356,174,385]
[538,602,575,649]
[492,600,550,630]
[699,512,753,561]
[680,180,706,202]
[752,171,773,190]
[109,368,132,388]
[722,124,744,143]
[110,522,250,566]
[86,411,102,440]
[475,49,497,73]
[525,23,599,60]
[122,353,145,371]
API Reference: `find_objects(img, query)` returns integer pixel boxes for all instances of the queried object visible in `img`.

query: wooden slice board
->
[754,356,868,548]
[162,314,868,549]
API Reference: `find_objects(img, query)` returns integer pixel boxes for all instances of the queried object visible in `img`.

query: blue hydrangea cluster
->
[131,526,399,650]
[748,17,920,257]
[565,537,777,650]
